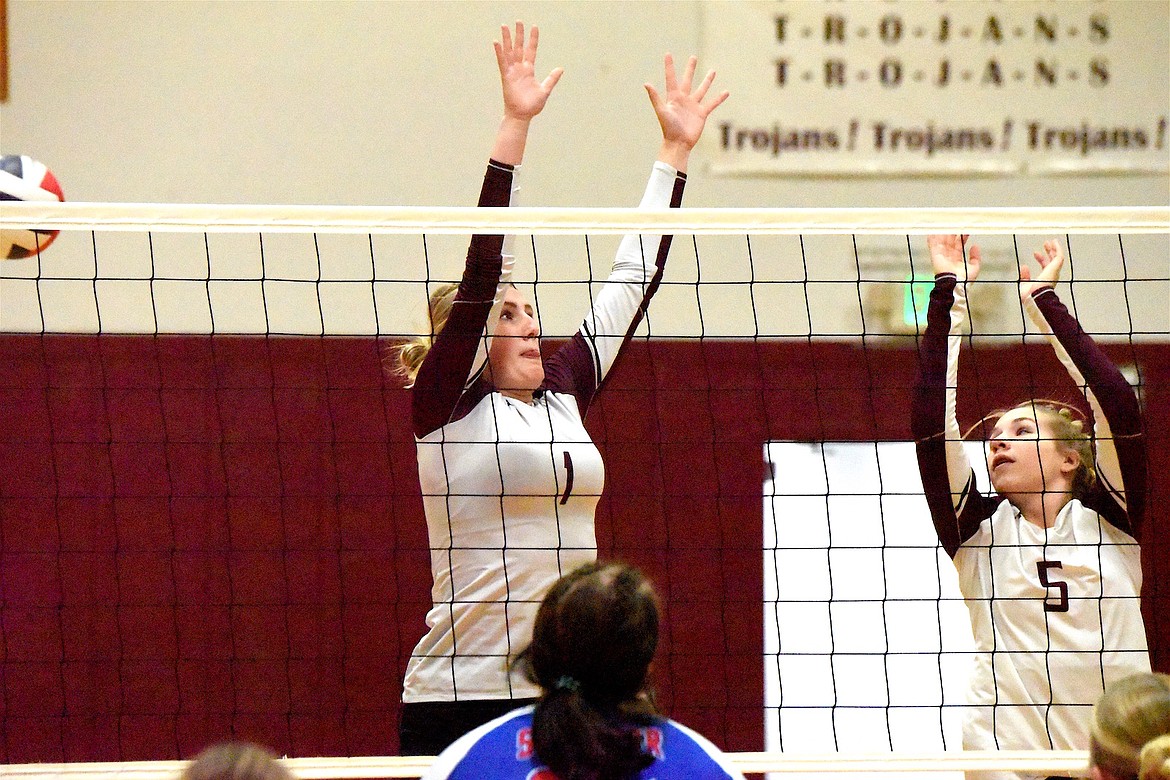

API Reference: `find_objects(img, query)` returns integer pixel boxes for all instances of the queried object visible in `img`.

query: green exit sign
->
[903,274,934,330]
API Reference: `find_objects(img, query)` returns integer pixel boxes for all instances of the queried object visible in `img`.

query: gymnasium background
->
[1,0,1167,762]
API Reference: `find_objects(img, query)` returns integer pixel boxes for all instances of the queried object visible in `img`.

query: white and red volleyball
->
[1,154,65,259]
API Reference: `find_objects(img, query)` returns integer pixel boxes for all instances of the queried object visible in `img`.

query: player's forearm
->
[912,275,978,514]
[489,115,532,167]
[586,164,686,381]
[411,161,515,435]
[1032,288,1141,435]
[656,139,692,173]
[910,276,957,440]
[610,163,685,280]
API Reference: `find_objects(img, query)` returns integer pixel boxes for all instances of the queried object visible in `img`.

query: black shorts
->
[398,697,539,756]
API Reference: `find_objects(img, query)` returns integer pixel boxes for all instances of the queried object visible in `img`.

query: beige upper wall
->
[2,0,1167,209]
[1,1,1166,340]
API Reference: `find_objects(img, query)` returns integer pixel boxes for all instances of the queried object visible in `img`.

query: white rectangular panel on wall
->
[763,440,990,779]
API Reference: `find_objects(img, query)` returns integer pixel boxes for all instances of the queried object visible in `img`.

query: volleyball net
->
[0,202,1167,776]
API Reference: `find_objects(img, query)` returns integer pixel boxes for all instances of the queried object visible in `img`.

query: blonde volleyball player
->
[393,22,727,755]
[911,235,1151,778]
[1088,673,1170,780]
[181,742,295,780]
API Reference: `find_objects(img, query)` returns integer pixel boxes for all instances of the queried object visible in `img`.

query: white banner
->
[703,1,1170,177]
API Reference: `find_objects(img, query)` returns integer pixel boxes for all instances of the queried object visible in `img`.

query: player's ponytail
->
[515,562,661,780]
[390,283,459,386]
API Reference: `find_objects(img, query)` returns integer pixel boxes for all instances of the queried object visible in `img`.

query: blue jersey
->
[420,706,746,780]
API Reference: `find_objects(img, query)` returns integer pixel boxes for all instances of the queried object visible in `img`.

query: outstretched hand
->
[1019,239,1065,300]
[926,234,981,282]
[645,54,729,170]
[494,21,563,122]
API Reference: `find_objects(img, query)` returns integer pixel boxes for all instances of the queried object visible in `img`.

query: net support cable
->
[2,202,1168,235]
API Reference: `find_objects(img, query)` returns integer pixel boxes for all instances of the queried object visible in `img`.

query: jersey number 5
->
[1036,560,1069,613]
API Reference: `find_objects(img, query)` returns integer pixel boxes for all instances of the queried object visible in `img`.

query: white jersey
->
[957,498,1148,758]
[406,389,605,701]
[403,161,687,703]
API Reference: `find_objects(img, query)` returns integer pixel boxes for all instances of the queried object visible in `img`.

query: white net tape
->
[2,201,1168,234]
[2,203,1167,338]
[0,750,1091,779]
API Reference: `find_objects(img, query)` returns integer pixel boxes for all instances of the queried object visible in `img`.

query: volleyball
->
[1,154,65,259]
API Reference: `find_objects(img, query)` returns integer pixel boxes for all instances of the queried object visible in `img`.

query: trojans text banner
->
[702,1,1170,177]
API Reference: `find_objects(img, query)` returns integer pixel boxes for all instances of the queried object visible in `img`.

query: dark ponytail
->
[515,562,661,780]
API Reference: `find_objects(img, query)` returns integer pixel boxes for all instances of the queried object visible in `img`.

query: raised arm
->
[911,235,992,557]
[1020,240,1146,538]
[543,54,728,407]
[411,22,561,437]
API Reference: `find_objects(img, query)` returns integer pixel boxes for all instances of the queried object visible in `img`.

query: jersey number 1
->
[559,451,575,505]
[1036,560,1069,613]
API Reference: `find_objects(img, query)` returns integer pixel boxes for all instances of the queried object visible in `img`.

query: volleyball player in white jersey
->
[912,235,1151,779]
[393,22,727,754]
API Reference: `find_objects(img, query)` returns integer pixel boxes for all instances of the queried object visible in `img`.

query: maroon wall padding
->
[1,334,1166,762]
